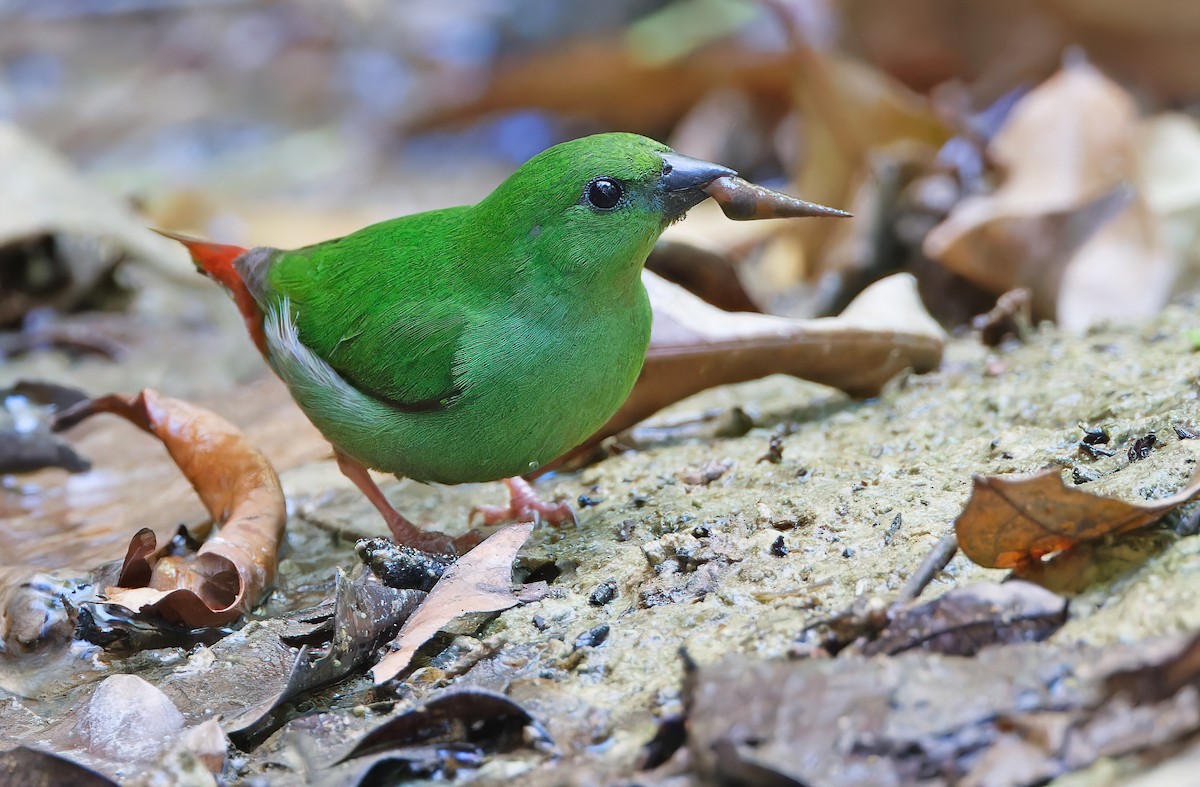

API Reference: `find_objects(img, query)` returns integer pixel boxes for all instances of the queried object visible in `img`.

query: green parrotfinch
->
[161,133,846,554]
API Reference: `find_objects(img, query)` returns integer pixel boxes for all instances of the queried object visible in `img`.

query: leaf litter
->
[13,11,1200,784]
[954,439,1200,572]
[370,523,534,683]
[53,388,287,628]
[678,632,1200,787]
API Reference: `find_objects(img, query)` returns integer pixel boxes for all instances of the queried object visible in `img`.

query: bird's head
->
[476,132,735,289]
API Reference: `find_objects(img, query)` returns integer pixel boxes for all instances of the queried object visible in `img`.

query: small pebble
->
[573,624,610,650]
[589,580,618,606]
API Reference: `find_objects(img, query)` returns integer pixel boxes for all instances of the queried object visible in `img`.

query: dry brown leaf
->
[541,270,944,473]
[0,122,193,324]
[923,57,1175,330]
[644,240,761,313]
[786,42,950,276]
[370,522,533,683]
[954,463,1200,570]
[862,581,1067,656]
[402,35,794,139]
[684,632,1200,786]
[55,389,286,627]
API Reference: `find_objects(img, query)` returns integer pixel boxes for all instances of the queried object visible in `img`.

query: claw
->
[336,449,476,556]
[471,477,577,527]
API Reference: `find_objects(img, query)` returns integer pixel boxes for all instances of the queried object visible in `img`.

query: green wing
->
[263,210,475,410]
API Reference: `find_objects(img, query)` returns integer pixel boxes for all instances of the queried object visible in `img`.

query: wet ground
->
[6,267,1200,782]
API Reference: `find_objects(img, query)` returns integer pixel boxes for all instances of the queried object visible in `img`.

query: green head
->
[475,132,734,290]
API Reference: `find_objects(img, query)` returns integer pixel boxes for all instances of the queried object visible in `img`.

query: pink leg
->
[471,477,577,527]
[335,450,478,555]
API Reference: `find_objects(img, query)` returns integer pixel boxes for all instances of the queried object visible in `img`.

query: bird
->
[159,132,845,555]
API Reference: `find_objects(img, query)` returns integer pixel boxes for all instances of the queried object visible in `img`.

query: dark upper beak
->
[659,151,737,218]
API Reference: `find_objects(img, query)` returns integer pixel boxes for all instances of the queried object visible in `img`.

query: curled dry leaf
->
[540,270,944,473]
[954,461,1200,570]
[55,389,286,627]
[923,57,1174,330]
[371,523,533,683]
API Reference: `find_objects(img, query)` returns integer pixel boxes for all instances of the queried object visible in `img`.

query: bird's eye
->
[585,178,624,210]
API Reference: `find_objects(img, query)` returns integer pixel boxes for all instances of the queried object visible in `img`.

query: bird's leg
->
[334,450,478,555]
[471,476,577,527]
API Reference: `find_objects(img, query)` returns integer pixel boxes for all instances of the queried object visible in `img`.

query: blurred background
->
[5,0,1200,335]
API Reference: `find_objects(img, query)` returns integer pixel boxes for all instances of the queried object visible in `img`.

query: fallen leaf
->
[337,688,552,769]
[954,459,1200,570]
[370,523,533,683]
[403,32,795,140]
[684,632,1200,786]
[0,123,192,327]
[151,620,298,735]
[1106,630,1200,705]
[802,577,1066,659]
[1140,113,1200,291]
[785,38,951,276]
[923,57,1175,330]
[226,568,423,744]
[862,581,1067,656]
[0,746,117,787]
[644,239,761,314]
[54,388,286,627]
[0,381,90,474]
[18,673,232,782]
[540,270,944,473]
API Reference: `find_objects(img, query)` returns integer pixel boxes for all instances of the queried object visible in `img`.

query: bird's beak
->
[659,152,737,220]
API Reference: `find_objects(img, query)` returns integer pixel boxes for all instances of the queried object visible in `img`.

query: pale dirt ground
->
[8,273,1200,783]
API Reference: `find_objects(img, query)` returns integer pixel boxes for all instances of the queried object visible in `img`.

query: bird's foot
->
[383,509,481,556]
[471,476,577,527]
[336,449,481,557]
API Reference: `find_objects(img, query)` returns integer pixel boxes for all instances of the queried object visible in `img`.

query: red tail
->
[154,229,267,355]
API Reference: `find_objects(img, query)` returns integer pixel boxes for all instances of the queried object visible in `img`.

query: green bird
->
[162,133,843,554]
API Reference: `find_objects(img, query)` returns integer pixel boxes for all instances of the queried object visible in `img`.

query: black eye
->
[586,178,623,210]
